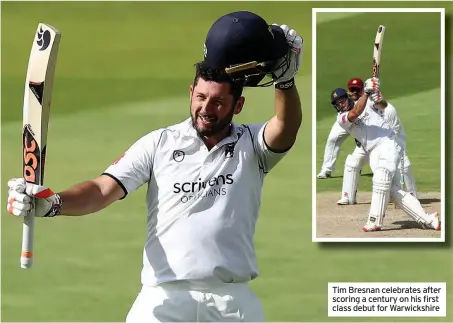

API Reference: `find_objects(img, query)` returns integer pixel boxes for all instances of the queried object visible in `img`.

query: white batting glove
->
[364,77,380,94]
[7,178,62,217]
[272,24,303,88]
[370,90,385,103]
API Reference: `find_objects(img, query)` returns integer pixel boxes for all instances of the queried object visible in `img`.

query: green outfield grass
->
[2,2,452,322]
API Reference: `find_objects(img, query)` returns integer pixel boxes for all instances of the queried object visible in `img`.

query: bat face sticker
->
[36,26,51,51]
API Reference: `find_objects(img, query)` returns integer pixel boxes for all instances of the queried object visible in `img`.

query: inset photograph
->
[312,8,445,242]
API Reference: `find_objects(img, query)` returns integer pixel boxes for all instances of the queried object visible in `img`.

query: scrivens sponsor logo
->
[173,174,234,203]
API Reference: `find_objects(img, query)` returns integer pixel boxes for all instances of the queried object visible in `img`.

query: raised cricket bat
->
[372,25,400,202]
[372,25,386,78]
[21,23,61,269]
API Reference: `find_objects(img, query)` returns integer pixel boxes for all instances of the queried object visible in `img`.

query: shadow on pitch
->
[389,220,435,230]
[379,220,426,230]
[418,198,441,205]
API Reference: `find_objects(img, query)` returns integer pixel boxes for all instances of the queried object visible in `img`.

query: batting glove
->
[370,90,384,103]
[272,24,303,89]
[364,77,380,94]
[7,178,62,217]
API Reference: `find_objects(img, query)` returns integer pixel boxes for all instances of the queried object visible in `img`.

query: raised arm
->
[263,24,303,152]
[347,77,380,122]
[347,92,370,122]
[265,85,302,152]
[6,175,123,218]
[58,175,125,215]
[7,132,156,218]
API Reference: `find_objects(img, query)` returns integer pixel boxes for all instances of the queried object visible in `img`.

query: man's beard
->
[190,106,235,137]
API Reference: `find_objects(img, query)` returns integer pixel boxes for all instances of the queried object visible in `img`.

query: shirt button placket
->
[203,153,213,166]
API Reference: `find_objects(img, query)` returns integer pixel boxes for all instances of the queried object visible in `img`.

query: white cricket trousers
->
[320,121,349,173]
[125,281,265,322]
[369,138,403,176]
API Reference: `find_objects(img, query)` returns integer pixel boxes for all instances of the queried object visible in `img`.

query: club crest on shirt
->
[224,128,243,158]
[225,143,235,158]
[172,150,185,162]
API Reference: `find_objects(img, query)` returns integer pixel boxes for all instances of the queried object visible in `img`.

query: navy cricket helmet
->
[203,11,290,87]
[331,88,354,113]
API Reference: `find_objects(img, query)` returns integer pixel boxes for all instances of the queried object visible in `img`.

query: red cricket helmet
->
[347,78,364,89]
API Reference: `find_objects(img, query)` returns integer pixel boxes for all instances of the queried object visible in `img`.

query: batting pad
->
[341,154,363,202]
[368,168,392,227]
[390,188,431,226]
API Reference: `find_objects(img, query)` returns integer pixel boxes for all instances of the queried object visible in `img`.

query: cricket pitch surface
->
[316,192,442,239]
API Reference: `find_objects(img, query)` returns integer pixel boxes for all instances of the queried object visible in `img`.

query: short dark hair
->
[193,61,244,102]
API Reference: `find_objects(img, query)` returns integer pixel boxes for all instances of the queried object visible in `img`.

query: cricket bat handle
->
[21,206,35,269]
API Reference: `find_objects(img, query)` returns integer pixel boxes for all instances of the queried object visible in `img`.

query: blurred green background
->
[1,1,452,322]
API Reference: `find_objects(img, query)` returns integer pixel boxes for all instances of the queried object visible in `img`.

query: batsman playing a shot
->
[332,78,440,232]
[6,11,303,322]
[335,79,418,205]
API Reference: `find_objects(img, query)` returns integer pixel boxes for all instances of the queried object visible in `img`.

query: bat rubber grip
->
[21,211,35,269]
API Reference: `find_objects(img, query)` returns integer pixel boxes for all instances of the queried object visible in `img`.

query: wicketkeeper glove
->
[7,178,62,217]
[271,24,303,90]
[364,77,380,94]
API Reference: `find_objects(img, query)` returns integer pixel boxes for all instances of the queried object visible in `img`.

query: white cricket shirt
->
[103,118,288,287]
[337,99,394,153]
[382,102,407,145]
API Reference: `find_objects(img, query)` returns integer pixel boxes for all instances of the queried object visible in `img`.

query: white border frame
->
[312,7,445,243]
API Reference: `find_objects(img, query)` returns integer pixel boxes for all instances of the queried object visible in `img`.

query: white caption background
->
[328,282,446,317]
